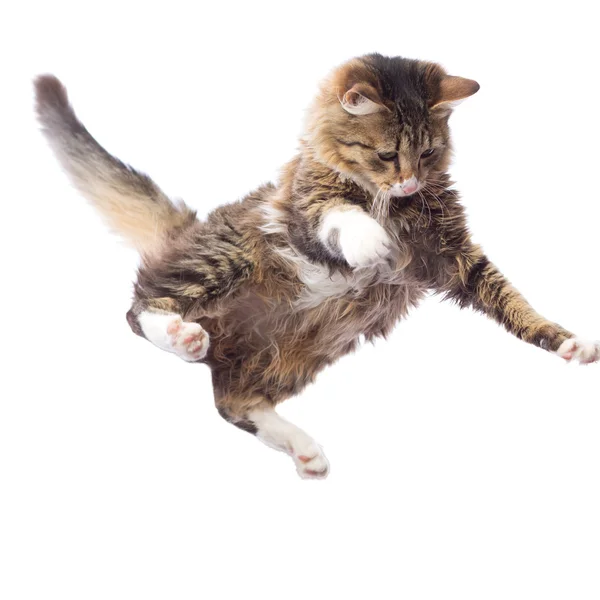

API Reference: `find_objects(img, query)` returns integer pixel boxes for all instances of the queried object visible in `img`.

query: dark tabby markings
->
[217,407,258,435]
[326,228,341,255]
[445,251,572,352]
[464,255,490,298]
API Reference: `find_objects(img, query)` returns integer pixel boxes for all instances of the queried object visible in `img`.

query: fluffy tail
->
[34,75,196,253]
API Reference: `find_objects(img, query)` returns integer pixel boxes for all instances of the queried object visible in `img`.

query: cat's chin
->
[389,185,421,198]
[389,190,418,198]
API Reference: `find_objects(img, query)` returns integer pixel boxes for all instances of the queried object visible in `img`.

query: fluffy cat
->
[35,54,599,479]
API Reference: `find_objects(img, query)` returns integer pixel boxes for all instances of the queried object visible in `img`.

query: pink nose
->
[402,177,419,195]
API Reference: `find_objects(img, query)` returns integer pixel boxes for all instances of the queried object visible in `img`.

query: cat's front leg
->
[442,245,600,365]
[319,206,391,268]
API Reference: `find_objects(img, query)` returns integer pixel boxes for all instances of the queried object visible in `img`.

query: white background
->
[1,1,599,598]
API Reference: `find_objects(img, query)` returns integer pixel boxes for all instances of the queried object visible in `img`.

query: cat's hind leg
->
[127,300,209,362]
[138,311,209,362]
[125,215,255,362]
[218,401,330,480]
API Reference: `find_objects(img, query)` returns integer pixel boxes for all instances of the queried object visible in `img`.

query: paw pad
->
[167,319,209,362]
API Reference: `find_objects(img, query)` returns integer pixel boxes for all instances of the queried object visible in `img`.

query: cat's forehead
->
[366,55,430,103]
[364,55,433,141]
[397,105,430,134]
[382,106,432,147]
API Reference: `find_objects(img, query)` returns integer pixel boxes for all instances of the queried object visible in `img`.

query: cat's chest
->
[294,262,361,310]
[298,271,424,345]
[292,246,427,335]
[293,254,409,310]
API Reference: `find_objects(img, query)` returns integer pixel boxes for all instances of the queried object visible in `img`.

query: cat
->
[35,54,599,479]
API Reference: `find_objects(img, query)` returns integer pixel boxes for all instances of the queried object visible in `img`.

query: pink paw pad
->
[167,318,209,361]
[294,448,330,479]
[167,319,182,335]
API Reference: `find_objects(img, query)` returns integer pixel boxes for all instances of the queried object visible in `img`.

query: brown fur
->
[34,75,196,253]
[35,54,576,433]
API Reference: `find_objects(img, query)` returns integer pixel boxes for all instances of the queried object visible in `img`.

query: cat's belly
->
[202,280,426,400]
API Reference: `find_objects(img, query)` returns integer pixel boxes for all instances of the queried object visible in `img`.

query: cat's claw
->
[556,338,600,365]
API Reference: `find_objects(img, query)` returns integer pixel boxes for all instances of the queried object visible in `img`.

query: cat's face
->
[307,54,479,199]
[329,96,451,199]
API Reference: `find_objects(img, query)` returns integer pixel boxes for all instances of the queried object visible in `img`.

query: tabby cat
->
[35,54,599,479]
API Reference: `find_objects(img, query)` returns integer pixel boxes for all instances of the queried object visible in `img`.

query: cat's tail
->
[34,75,196,254]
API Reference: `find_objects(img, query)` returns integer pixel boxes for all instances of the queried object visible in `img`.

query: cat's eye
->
[421,148,435,158]
[377,151,397,161]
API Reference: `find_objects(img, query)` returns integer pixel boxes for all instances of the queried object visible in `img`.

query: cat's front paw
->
[320,208,392,269]
[556,338,600,365]
[338,214,391,268]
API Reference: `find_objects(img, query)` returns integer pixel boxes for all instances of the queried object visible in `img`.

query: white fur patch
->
[248,406,329,479]
[319,207,392,268]
[138,311,209,362]
[261,200,403,310]
[275,245,357,309]
[555,338,600,365]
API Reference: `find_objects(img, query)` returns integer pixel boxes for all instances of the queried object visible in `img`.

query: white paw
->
[249,407,330,480]
[340,217,391,268]
[138,311,209,362]
[166,317,210,362]
[320,208,392,268]
[294,449,330,480]
[289,436,330,480]
[556,338,600,365]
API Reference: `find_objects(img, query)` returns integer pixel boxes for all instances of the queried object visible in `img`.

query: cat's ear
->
[340,83,389,116]
[430,75,480,112]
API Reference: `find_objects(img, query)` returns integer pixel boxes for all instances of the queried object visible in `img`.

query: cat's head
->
[305,54,479,198]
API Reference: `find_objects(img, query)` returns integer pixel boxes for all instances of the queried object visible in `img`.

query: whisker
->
[416,190,433,228]
[423,184,446,221]
[371,187,391,225]
[423,184,461,224]
[416,191,426,227]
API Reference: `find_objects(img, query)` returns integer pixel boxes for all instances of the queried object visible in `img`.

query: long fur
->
[34,55,598,478]
[34,75,196,253]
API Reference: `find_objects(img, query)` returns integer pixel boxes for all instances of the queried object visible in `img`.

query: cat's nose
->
[390,177,419,197]
[402,177,419,195]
